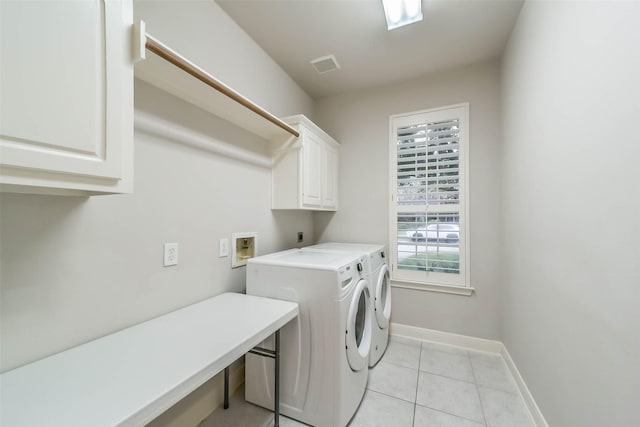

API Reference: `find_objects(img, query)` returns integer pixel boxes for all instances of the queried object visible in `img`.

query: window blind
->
[390,105,468,287]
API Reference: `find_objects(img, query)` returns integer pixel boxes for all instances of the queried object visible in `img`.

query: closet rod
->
[143,32,300,138]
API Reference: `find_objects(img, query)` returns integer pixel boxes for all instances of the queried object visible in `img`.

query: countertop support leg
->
[224,366,230,409]
[274,329,280,427]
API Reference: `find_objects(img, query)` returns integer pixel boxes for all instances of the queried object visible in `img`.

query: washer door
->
[345,279,372,371]
[374,264,391,329]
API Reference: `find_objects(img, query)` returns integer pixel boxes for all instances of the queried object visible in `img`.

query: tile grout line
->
[414,345,490,426]
[377,359,420,371]
[476,383,521,396]
[368,386,495,425]
[467,354,522,395]
[418,351,485,386]
[413,403,487,426]
[412,342,423,427]
[419,369,479,386]
[410,338,489,426]
[469,350,489,426]
[366,388,419,406]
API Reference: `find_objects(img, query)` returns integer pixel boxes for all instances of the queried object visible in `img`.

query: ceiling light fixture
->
[382,0,423,30]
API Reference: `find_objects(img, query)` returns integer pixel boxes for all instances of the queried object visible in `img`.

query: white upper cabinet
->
[0,0,134,195]
[322,140,338,208]
[271,115,339,211]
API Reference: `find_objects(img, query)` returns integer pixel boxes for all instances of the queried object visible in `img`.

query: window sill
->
[390,279,475,296]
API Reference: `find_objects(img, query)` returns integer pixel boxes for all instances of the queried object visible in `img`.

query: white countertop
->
[0,293,298,427]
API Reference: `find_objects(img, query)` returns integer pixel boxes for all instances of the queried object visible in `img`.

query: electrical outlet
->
[163,243,178,267]
[219,238,229,257]
[297,232,304,243]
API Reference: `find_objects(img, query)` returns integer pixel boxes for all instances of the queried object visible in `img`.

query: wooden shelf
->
[134,25,298,141]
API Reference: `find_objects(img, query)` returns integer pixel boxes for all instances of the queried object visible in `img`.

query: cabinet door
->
[301,132,322,207]
[322,142,338,209]
[0,0,133,193]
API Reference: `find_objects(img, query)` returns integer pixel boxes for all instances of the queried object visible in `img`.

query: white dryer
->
[245,249,372,427]
[303,243,391,367]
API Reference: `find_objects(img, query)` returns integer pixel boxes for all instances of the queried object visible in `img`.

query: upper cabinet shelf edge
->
[134,26,297,141]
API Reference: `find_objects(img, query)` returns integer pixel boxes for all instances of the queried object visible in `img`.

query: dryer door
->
[345,279,372,371]
[374,264,391,329]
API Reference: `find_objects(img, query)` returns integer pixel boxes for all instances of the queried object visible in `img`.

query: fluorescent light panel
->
[382,0,423,30]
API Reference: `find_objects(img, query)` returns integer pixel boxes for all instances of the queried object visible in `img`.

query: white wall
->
[314,60,503,339]
[0,2,314,419]
[134,0,312,118]
[501,2,640,426]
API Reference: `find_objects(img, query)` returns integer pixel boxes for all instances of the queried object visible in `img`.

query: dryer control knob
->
[357,263,363,272]
[381,251,386,258]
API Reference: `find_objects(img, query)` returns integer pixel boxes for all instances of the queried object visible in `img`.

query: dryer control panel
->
[338,258,366,290]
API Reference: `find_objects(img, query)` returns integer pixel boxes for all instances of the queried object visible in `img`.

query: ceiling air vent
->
[310,54,340,74]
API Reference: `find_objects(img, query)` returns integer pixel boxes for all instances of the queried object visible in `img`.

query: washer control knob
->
[357,263,363,272]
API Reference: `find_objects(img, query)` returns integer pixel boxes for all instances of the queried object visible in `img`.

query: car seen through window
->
[407,223,460,244]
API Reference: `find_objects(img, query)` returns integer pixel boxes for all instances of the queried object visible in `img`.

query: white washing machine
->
[303,243,391,367]
[245,249,372,427]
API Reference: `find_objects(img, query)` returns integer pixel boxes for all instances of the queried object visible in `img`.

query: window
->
[389,104,469,291]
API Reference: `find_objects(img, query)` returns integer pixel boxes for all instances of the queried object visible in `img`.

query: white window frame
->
[388,103,473,296]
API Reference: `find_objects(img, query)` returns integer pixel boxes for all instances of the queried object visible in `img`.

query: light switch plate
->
[219,238,229,257]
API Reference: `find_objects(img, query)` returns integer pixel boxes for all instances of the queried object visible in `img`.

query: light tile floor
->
[202,336,536,427]
[349,336,535,427]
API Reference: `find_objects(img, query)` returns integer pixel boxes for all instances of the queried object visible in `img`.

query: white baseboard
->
[390,322,548,427]
[390,322,503,353]
[501,346,549,427]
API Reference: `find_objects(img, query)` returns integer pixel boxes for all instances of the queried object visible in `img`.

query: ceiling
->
[216,0,524,99]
